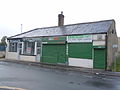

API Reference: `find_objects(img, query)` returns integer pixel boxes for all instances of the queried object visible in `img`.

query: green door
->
[57,45,66,63]
[93,48,106,69]
[41,44,66,64]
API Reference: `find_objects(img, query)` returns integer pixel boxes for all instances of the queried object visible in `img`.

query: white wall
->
[20,55,36,62]
[93,41,105,46]
[5,52,18,60]
[5,52,36,62]
[69,58,93,68]
[0,51,5,58]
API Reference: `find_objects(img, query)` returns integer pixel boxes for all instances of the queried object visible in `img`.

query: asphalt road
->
[0,61,120,90]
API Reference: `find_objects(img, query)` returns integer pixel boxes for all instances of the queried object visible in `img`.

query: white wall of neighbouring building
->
[20,55,36,62]
[5,52,18,60]
[68,58,93,68]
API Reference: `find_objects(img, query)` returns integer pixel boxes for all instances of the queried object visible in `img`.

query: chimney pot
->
[58,11,64,26]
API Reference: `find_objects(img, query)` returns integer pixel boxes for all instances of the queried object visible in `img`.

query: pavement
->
[0,58,120,77]
[0,60,120,90]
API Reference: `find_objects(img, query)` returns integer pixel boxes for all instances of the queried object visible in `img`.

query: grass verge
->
[112,52,120,72]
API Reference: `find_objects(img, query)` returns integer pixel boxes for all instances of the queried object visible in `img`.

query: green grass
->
[116,52,120,71]
[112,52,120,72]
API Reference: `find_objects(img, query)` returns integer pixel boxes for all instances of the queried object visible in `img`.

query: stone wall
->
[118,37,120,52]
[107,22,118,70]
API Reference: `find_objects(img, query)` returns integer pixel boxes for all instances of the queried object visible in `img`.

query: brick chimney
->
[58,11,64,26]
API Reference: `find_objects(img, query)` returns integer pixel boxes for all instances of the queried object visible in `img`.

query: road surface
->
[0,61,120,90]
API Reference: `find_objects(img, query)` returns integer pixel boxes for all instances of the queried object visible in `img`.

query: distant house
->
[5,12,118,70]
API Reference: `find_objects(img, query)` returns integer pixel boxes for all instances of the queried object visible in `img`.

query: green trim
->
[42,36,66,42]
[42,41,66,44]
[93,46,105,48]
[68,35,92,38]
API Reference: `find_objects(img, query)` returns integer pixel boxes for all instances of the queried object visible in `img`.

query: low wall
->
[20,55,36,62]
[5,52,36,62]
[5,52,18,60]
[68,58,93,68]
[0,51,5,58]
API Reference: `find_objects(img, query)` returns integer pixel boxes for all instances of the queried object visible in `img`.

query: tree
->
[0,36,7,46]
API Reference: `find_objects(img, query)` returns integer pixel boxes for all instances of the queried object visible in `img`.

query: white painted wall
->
[69,58,93,68]
[0,51,5,58]
[5,52,36,62]
[5,52,18,60]
[92,34,106,40]
[93,41,105,46]
[20,55,36,62]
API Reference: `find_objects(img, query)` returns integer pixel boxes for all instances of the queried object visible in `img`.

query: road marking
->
[0,86,26,90]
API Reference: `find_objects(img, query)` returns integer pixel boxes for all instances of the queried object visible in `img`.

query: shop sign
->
[48,37,59,40]
[92,34,106,40]
[93,41,105,46]
[42,36,66,41]
[42,41,65,44]
[23,38,41,42]
[112,44,118,48]
[42,42,48,44]
[9,40,20,43]
[67,35,92,43]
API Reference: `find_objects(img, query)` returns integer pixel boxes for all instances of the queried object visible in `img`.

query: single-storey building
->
[6,12,118,70]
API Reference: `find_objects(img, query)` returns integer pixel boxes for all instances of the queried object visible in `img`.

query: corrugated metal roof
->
[8,19,114,39]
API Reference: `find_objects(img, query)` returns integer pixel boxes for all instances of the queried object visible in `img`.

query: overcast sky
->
[0,0,120,39]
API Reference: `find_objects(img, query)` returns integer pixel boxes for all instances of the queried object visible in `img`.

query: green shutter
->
[57,45,66,63]
[42,45,57,63]
[93,49,106,69]
[68,43,92,59]
[41,44,66,64]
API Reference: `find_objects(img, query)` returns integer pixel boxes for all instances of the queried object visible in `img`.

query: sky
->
[0,0,120,39]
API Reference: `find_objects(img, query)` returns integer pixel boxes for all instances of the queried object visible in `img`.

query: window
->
[19,43,22,54]
[23,42,35,55]
[9,42,17,52]
[37,42,41,54]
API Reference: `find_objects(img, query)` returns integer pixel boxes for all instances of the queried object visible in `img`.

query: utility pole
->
[21,24,23,33]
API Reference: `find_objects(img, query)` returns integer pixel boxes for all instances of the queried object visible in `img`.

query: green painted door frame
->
[93,48,106,69]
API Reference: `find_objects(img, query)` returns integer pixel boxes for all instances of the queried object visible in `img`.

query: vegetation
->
[0,36,7,46]
[112,52,120,72]
[116,52,120,71]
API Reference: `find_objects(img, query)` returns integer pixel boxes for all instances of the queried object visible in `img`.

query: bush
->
[112,52,120,72]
